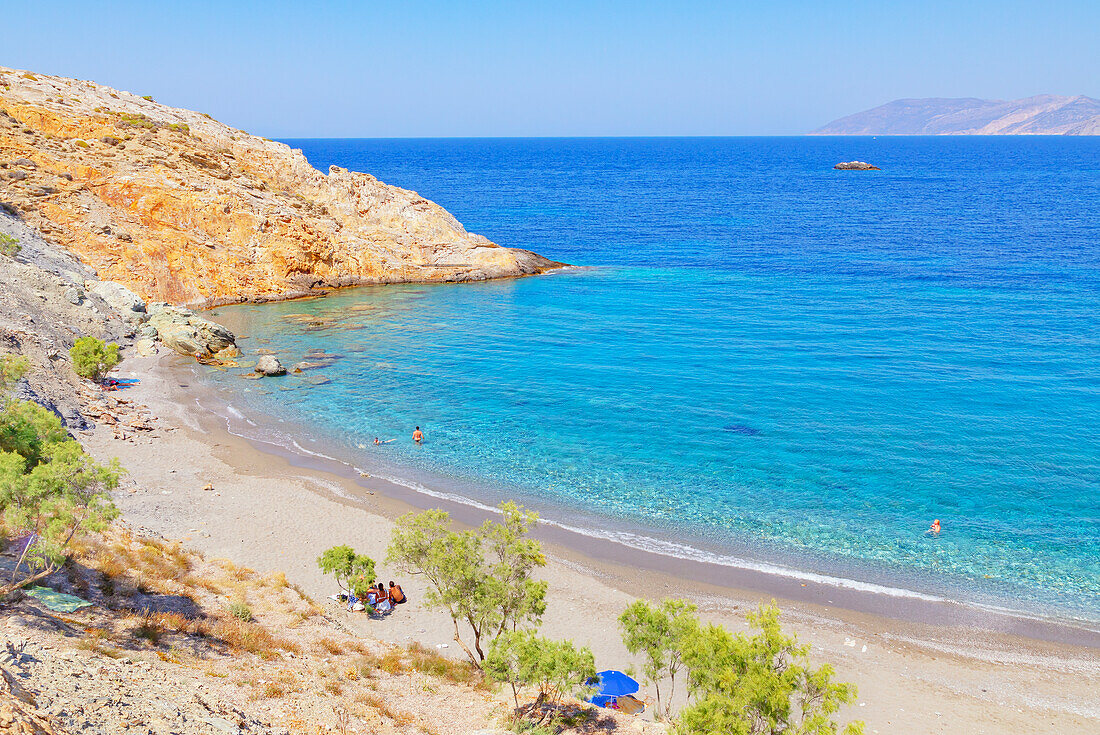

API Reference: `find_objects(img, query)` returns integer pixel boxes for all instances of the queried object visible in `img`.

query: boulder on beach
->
[834,161,881,170]
[254,355,287,376]
[146,303,237,359]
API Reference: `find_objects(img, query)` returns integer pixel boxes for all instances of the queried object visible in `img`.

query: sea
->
[199,137,1100,626]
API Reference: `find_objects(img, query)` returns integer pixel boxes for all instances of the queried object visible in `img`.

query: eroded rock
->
[146,303,236,359]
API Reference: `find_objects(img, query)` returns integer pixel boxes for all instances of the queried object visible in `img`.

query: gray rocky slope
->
[813,95,1100,135]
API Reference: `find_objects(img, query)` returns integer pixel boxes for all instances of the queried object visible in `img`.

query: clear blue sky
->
[5,1,1098,137]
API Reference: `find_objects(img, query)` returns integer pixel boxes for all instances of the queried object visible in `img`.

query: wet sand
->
[81,352,1100,734]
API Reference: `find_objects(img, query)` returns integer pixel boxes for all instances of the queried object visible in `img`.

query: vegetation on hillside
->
[0,355,120,596]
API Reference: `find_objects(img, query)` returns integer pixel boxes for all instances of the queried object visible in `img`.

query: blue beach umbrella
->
[588,670,639,707]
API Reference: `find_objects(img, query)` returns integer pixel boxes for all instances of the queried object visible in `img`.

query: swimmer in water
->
[928,519,941,535]
[413,426,423,444]
[373,437,380,446]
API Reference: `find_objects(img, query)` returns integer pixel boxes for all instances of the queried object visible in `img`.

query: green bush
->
[70,337,120,382]
[0,233,19,257]
[228,601,253,621]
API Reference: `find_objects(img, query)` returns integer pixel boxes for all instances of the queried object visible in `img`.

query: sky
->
[4,1,1099,137]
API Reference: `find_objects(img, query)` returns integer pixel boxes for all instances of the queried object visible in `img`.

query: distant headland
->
[813,95,1100,135]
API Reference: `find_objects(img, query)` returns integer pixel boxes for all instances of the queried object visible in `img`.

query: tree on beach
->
[485,629,596,726]
[676,603,863,735]
[317,545,376,598]
[386,501,548,665]
[619,597,700,721]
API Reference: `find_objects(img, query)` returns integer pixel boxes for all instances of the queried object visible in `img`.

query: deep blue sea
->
[204,137,1100,623]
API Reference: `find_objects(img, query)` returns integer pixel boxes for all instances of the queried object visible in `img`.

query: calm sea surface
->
[203,137,1100,623]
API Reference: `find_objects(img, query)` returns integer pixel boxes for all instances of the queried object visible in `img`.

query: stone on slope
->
[87,280,146,322]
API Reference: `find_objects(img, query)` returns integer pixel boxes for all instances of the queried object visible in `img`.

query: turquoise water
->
[203,137,1100,622]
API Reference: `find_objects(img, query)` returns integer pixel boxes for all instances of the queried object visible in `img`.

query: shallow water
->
[202,137,1100,622]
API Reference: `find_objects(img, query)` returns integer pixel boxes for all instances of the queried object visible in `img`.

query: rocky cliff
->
[813,95,1100,135]
[0,66,561,307]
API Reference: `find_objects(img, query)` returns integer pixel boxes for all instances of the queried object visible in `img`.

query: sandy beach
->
[80,352,1100,735]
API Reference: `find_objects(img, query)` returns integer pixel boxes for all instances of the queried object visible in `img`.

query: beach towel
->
[25,586,93,612]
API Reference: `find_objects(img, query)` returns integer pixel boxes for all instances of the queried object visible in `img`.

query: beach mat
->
[25,586,93,612]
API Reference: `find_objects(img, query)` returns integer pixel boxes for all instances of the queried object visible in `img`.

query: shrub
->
[228,601,253,621]
[70,336,120,381]
[0,233,19,257]
[75,140,89,148]
[141,95,154,102]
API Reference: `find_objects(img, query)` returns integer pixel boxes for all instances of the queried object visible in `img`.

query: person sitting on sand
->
[928,519,941,535]
[374,582,392,613]
[362,583,380,606]
[388,581,406,605]
[413,426,424,444]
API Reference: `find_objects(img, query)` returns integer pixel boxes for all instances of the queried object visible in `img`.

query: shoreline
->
[79,352,1100,733]
[188,354,1099,644]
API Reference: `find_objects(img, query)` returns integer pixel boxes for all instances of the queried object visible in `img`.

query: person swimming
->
[413,426,424,444]
[928,519,941,535]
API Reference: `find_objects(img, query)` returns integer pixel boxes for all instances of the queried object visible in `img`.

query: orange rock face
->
[0,67,561,306]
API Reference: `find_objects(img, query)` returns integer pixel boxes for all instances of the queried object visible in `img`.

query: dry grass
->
[316,637,345,656]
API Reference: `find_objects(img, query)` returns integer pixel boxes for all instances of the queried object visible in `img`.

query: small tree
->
[485,629,597,725]
[677,603,863,735]
[317,545,376,597]
[387,502,547,665]
[0,441,120,595]
[619,598,700,720]
[70,337,120,382]
[0,356,121,597]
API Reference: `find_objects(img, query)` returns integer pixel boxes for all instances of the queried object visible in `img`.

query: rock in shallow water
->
[254,355,286,376]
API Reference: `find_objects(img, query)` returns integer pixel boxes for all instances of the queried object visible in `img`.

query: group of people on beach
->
[347,580,406,615]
